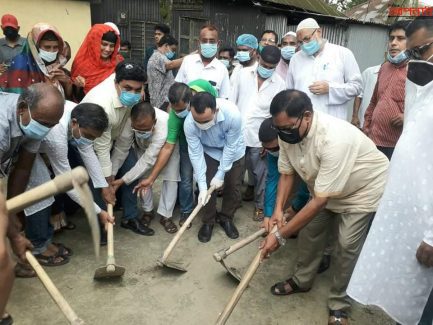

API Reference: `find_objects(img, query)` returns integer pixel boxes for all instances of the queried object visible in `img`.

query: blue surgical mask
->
[235,51,251,63]
[72,125,93,148]
[219,59,230,68]
[20,107,51,140]
[257,64,275,79]
[165,50,175,60]
[387,50,408,65]
[134,130,153,140]
[268,150,279,158]
[301,39,320,56]
[200,43,218,59]
[119,90,141,107]
[281,46,296,60]
[175,109,189,119]
[39,49,58,63]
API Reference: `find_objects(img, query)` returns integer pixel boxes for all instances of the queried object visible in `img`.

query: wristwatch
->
[274,230,286,246]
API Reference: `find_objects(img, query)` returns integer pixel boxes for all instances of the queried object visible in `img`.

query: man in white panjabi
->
[348,16,433,325]
[286,18,362,121]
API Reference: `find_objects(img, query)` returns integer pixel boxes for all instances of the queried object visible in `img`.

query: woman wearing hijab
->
[71,24,121,101]
[0,22,69,96]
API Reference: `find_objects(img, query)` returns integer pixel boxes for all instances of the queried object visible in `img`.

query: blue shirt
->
[184,98,245,191]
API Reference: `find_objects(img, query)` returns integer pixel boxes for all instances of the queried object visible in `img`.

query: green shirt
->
[166,109,187,145]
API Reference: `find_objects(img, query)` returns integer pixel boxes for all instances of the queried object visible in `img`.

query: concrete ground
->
[7,185,394,325]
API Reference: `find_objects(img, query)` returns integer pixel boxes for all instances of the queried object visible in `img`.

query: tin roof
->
[261,0,347,18]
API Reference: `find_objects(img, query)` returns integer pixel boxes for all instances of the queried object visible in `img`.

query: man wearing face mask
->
[23,101,113,266]
[175,25,230,99]
[230,34,258,88]
[0,14,25,75]
[230,46,286,222]
[363,21,409,160]
[110,102,179,234]
[276,31,297,80]
[260,90,388,325]
[147,34,185,110]
[0,83,64,325]
[348,16,433,325]
[287,18,362,121]
[217,46,235,76]
[184,92,245,243]
[80,61,146,241]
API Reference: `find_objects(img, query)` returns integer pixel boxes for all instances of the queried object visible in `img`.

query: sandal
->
[141,211,154,227]
[328,310,349,325]
[160,217,178,234]
[270,278,310,296]
[14,262,36,278]
[52,242,73,257]
[0,313,13,325]
[34,252,69,266]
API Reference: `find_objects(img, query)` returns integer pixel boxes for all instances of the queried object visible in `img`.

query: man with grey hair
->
[0,83,64,325]
[286,18,362,121]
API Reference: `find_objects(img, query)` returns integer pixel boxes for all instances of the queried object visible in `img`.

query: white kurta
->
[358,65,381,127]
[347,61,433,325]
[286,42,362,121]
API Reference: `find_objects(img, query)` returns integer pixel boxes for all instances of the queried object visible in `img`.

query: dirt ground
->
[7,184,394,325]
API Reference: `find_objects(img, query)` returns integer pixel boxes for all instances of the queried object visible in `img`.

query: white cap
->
[283,31,297,38]
[296,18,320,32]
[104,22,120,35]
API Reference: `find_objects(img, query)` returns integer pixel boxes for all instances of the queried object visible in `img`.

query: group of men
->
[0,10,432,325]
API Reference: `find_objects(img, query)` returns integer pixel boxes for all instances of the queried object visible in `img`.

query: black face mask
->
[278,114,307,144]
[3,27,19,40]
[407,59,433,87]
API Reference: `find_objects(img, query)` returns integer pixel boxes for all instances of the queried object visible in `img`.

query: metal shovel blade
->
[93,264,125,279]
[157,258,189,272]
[220,259,242,282]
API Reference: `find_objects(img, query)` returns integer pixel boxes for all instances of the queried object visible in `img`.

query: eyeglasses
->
[299,29,317,45]
[132,123,155,134]
[261,38,276,44]
[271,113,304,134]
[405,41,433,60]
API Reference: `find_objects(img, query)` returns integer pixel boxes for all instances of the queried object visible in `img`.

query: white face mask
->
[39,49,58,63]
[194,115,216,130]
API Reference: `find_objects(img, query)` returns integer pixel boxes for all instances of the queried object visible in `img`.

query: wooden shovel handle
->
[160,186,216,264]
[6,167,88,214]
[214,228,266,261]
[215,225,277,325]
[106,204,115,264]
[26,251,84,324]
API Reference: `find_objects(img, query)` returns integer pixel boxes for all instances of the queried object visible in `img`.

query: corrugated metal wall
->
[287,24,347,46]
[346,24,388,71]
[265,15,288,42]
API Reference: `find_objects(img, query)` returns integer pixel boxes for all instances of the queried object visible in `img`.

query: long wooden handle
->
[26,251,84,325]
[160,186,215,263]
[6,167,88,214]
[106,204,115,267]
[215,225,277,325]
[214,228,266,261]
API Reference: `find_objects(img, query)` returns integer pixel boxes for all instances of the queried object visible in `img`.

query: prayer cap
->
[296,18,320,32]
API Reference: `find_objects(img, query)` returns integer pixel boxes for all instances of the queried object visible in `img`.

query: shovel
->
[215,226,277,325]
[94,204,125,279]
[213,228,266,282]
[157,186,216,272]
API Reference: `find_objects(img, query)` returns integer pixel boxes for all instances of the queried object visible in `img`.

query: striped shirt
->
[363,61,407,147]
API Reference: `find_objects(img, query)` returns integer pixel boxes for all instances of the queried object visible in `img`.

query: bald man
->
[0,83,64,323]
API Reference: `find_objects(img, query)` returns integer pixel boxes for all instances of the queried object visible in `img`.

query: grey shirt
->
[147,50,174,108]
[0,92,41,177]
[0,36,26,65]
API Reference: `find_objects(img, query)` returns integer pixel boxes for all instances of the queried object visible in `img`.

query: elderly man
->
[184,91,245,243]
[286,18,362,121]
[276,31,297,80]
[230,34,259,86]
[348,16,433,325]
[175,25,230,99]
[363,21,409,160]
[260,90,388,325]
[0,83,64,325]
[111,102,179,234]
[0,14,25,75]
[230,46,286,222]
[80,61,146,239]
